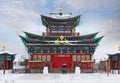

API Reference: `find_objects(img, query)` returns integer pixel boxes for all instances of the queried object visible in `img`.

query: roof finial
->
[48,10,51,14]
[118,46,120,51]
[59,6,62,12]
[59,6,63,15]
[16,31,19,36]
[2,44,6,51]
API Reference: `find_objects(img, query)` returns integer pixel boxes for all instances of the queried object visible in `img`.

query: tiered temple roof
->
[19,14,103,55]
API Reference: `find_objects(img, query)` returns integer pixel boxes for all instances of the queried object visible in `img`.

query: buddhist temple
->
[19,7,103,73]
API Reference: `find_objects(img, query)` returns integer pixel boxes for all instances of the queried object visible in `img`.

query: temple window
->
[81,55,85,61]
[38,55,42,61]
[42,55,46,61]
[58,30,64,33]
[77,56,81,61]
[47,55,51,61]
[33,55,37,60]
[86,55,90,61]
[115,62,118,68]
[51,30,57,33]
[72,55,76,61]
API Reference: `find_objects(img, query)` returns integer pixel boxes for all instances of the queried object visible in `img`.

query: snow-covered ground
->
[0,70,120,83]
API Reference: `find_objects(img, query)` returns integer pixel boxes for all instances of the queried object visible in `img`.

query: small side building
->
[108,53,120,74]
[0,50,16,74]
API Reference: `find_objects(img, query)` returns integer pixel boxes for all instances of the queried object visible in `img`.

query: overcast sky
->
[0,0,120,61]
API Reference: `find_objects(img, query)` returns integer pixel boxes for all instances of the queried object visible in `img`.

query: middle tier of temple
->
[19,31,103,55]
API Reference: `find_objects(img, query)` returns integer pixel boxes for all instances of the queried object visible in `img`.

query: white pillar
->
[75,67,80,74]
[43,67,48,74]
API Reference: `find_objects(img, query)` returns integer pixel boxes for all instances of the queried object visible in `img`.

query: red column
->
[71,29,72,36]
[91,62,94,73]
[29,69,31,73]
[85,55,86,61]
[57,28,58,36]
[50,29,51,36]
[3,59,6,74]
[12,60,14,73]
[28,62,30,73]
[90,55,92,61]
[118,61,120,74]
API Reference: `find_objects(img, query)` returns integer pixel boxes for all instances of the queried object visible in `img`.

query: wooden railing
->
[42,32,79,36]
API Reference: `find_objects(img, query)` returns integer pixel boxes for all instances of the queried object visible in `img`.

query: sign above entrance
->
[58,55,70,57]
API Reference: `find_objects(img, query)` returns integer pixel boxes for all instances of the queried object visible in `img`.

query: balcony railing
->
[42,32,79,36]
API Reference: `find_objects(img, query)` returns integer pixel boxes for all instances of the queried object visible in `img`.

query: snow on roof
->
[108,53,120,56]
[51,14,71,19]
[0,50,16,55]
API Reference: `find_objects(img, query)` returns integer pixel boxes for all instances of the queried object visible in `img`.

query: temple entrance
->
[52,56,72,68]
[62,64,67,74]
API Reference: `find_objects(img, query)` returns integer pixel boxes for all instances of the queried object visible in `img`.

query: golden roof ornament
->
[118,46,120,50]
[2,45,6,50]
[55,39,59,44]
[59,6,63,13]
[16,31,19,36]
[65,39,69,44]
[60,35,64,40]
[54,36,69,45]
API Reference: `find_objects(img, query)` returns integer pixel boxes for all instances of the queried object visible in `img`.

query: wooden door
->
[52,56,72,68]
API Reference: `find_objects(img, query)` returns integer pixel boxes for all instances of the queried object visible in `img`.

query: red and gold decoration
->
[55,35,69,45]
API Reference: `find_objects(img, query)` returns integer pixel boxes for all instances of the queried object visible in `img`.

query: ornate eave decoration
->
[54,35,69,45]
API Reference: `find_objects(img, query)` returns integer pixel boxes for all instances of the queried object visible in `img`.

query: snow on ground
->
[0,71,120,83]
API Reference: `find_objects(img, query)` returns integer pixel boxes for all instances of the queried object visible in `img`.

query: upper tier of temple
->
[41,15,80,28]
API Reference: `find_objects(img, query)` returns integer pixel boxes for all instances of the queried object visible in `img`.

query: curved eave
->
[0,50,16,55]
[92,32,99,38]
[94,36,104,44]
[19,35,28,45]
[26,43,99,46]
[24,31,99,40]
[0,53,16,60]
[19,35,44,45]
[19,34,103,45]
[69,36,103,44]
[107,53,120,56]
[24,31,36,38]
[41,15,80,22]
[0,53,16,56]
